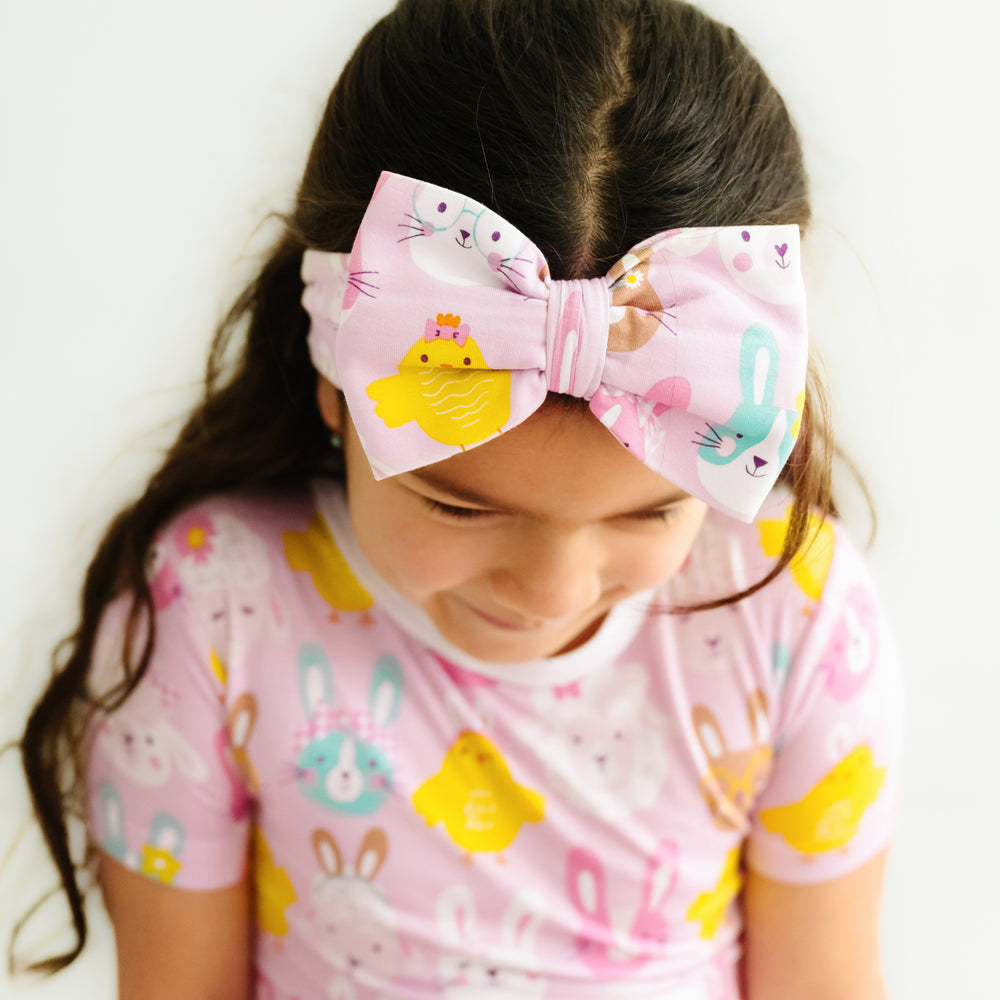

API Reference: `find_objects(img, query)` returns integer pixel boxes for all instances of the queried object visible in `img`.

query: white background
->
[2,1,996,996]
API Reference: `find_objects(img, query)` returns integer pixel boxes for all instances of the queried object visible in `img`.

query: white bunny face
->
[552,706,640,789]
[437,954,545,999]
[435,884,547,999]
[520,663,669,819]
[716,226,801,304]
[313,882,402,981]
[101,719,170,785]
[97,685,209,788]
[310,828,404,986]
[404,182,529,289]
[173,512,280,651]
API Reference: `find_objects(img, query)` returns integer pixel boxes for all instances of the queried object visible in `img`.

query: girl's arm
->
[98,851,252,1000]
[740,848,889,1000]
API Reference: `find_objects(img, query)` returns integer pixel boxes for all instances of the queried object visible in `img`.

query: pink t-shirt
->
[85,480,900,1000]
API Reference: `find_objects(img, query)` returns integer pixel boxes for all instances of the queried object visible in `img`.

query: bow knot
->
[543,277,610,400]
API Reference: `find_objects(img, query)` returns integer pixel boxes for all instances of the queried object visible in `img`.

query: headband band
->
[302,171,808,522]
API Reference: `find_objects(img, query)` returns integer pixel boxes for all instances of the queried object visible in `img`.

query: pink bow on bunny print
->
[301,171,809,521]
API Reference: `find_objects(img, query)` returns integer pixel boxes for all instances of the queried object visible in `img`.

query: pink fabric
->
[85,484,900,1000]
[301,172,809,522]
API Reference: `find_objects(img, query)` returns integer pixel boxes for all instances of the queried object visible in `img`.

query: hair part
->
[14,0,829,974]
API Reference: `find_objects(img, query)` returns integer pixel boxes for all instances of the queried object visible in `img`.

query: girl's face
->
[329,385,708,663]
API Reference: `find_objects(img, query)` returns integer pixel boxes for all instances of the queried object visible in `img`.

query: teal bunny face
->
[295,643,405,816]
[695,324,796,513]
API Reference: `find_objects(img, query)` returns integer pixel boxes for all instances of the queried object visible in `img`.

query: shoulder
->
[146,484,323,598]
[88,485,320,688]
[663,494,897,720]
[669,493,881,626]
[154,484,320,554]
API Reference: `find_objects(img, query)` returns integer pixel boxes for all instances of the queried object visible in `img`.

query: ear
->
[565,846,608,924]
[312,828,344,877]
[316,376,343,433]
[436,883,477,945]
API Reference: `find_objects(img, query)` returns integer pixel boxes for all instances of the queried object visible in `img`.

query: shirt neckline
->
[311,479,656,687]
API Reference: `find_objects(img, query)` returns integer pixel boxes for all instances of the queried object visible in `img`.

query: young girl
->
[18,1,899,997]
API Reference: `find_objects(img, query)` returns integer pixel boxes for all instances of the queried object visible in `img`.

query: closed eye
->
[421,494,684,524]
[624,507,681,523]
[421,497,496,521]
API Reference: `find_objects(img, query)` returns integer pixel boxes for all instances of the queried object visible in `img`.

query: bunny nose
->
[752,455,767,470]
[459,229,470,241]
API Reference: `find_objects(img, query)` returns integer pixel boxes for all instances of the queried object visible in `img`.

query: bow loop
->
[543,277,611,400]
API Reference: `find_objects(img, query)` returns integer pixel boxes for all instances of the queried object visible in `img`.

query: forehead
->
[404,404,688,520]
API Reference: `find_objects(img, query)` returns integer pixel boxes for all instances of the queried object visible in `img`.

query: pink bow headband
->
[302,171,808,522]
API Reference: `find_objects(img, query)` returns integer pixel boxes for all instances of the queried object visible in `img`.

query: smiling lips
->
[465,602,540,632]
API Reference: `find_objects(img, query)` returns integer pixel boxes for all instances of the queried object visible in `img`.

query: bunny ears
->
[301,171,809,521]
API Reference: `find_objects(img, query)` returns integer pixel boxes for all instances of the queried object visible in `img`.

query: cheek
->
[613,508,707,590]
[350,506,487,597]
[614,544,683,591]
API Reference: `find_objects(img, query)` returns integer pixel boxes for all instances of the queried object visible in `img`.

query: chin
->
[434,607,603,664]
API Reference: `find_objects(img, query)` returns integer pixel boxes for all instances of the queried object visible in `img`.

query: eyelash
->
[631,507,680,523]
[421,497,681,524]
[422,497,494,520]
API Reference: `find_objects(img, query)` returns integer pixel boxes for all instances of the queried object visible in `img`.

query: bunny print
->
[435,883,548,998]
[692,690,772,831]
[96,676,209,789]
[294,642,404,814]
[309,827,405,994]
[818,585,880,701]
[588,379,688,462]
[566,839,679,977]
[96,782,186,884]
[402,181,530,291]
[716,226,802,304]
[518,661,669,820]
[216,691,260,821]
[173,510,284,665]
[694,325,798,517]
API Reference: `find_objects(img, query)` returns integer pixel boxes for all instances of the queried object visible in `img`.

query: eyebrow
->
[405,470,690,517]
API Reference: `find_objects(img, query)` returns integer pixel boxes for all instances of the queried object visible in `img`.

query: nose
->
[490,527,603,620]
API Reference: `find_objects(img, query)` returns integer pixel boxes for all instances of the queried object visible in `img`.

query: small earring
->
[330,433,343,449]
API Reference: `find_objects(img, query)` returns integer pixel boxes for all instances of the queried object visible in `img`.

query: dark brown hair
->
[14,0,831,974]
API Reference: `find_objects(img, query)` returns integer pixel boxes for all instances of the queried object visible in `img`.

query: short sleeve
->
[744,522,902,884]
[85,569,250,890]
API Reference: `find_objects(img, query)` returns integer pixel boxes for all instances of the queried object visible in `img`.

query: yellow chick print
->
[759,745,886,856]
[412,731,545,862]
[686,847,742,940]
[283,513,374,623]
[366,313,511,449]
[254,827,297,939]
[758,506,835,603]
